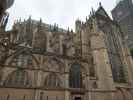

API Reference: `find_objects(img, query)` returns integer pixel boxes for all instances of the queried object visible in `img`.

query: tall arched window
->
[104,30,127,83]
[10,53,33,68]
[16,54,32,67]
[44,73,61,88]
[4,70,30,87]
[69,63,83,88]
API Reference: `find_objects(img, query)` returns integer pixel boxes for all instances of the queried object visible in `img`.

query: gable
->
[96,6,110,19]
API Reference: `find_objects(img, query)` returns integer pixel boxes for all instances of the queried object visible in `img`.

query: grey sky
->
[7,0,116,30]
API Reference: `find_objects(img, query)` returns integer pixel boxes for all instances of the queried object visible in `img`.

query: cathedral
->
[0,2,133,100]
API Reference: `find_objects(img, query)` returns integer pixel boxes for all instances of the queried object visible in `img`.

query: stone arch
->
[5,48,40,68]
[44,73,62,88]
[4,69,31,87]
[69,62,86,88]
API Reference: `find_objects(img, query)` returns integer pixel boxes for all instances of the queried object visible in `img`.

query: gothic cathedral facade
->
[0,4,133,100]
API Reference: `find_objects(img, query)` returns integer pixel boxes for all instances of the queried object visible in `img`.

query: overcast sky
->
[7,0,116,30]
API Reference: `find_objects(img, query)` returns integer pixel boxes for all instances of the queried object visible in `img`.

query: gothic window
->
[110,35,126,83]
[17,54,26,67]
[4,70,30,87]
[12,54,32,68]
[69,63,83,88]
[103,28,127,83]
[44,73,61,88]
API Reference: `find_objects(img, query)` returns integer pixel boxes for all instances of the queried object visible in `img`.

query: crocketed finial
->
[99,2,102,7]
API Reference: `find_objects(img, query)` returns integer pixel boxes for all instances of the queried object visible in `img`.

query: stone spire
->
[37,18,42,32]
[91,7,95,15]
[67,27,70,33]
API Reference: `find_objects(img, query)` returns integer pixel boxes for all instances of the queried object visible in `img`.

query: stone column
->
[65,90,70,100]
[64,73,70,100]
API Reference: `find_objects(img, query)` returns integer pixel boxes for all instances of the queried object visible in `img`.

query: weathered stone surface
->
[0,3,133,100]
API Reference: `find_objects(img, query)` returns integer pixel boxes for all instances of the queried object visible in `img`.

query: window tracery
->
[4,70,30,87]
[103,26,127,83]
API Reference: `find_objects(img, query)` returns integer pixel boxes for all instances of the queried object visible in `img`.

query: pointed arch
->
[69,63,83,88]
[5,48,40,68]
[4,70,31,87]
[44,73,62,88]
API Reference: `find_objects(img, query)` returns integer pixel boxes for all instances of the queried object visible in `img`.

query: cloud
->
[6,0,116,30]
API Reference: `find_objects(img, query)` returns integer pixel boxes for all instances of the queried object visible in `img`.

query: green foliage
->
[130,48,133,58]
